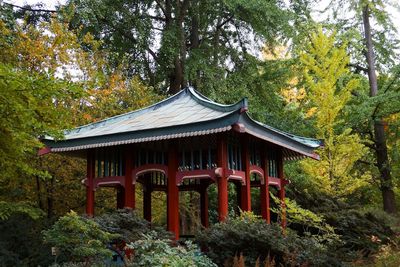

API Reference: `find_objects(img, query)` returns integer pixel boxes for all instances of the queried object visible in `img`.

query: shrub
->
[94,208,171,243]
[370,243,400,267]
[323,209,395,259]
[196,212,343,267]
[0,213,53,266]
[287,182,397,261]
[42,211,118,265]
[128,232,217,267]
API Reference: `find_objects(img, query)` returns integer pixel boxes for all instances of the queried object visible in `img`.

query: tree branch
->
[3,2,57,13]
[154,0,167,18]
[178,0,190,22]
[383,68,400,94]
[94,13,159,64]
[348,63,368,73]
[362,141,376,151]
[357,159,377,167]
[216,14,234,31]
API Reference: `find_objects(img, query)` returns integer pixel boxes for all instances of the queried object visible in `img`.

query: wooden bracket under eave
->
[232,123,246,133]
[38,146,51,156]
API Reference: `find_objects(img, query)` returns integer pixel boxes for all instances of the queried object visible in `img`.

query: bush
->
[0,213,53,266]
[323,209,395,259]
[42,211,118,265]
[94,208,171,243]
[287,181,397,261]
[196,212,343,267]
[370,243,400,267]
[128,232,217,267]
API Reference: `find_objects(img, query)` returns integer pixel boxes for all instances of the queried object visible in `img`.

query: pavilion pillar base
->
[86,187,95,217]
[260,183,270,224]
[86,150,95,217]
[200,186,209,228]
[217,177,228,221]
[261,148,270,223]
[240,185,251,212]
[124,147,135,209]
[117,186,125,209]
[235,183,242,215]
[143,176,152,222]
[278,149,286,229]
[280,185,286,229]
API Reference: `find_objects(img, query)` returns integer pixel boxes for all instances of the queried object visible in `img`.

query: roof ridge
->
[187,86,248,112]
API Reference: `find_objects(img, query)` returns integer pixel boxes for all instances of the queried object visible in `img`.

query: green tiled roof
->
[42,87,322,159]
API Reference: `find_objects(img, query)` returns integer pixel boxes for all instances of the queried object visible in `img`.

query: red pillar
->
[240,135,251,211]
[124,146,135,209]
[143,174,152,222]
[260,147,270,223]
[217,135,229,222]
[167,142,179,239]
[86,149,95,217]
[278,149,286,229]
[200,185,209,228]
[117,186,125,209]
[235,182,242,215]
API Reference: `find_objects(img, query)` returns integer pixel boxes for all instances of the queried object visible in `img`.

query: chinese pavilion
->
[40,87,321,239]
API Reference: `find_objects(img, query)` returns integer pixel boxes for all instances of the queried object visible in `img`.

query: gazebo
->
[40,87,321,239]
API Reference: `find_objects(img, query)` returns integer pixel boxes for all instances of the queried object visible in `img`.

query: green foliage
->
[269,194,338,244]
[196,212,342,266]
[299,28,367,198]
[0,63,80,178]
[0,201,45,220]
[367,243,400,267]
[324,0,399,71]
[65,0,292,95]
[323,209,395,259]
[128,232,217,267]
[43,211,117,263]
[286,181,397,261]
[94,209,171,243]
[0,213,53,267]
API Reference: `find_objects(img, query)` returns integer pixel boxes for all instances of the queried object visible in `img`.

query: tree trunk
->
[189,0,201,88]
[166,0,188,94]
[362,4,396,213]
[46,176,55,218]
[35,175,44,210]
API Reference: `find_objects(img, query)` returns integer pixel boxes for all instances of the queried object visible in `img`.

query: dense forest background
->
[0,0,399,266]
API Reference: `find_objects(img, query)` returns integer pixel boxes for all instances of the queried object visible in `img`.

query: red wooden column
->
[240,135,251,211]
[86,149,95,217]
[260,147,270,223]
[217,134,229,221]
[235,182,242,215]
[200,182,209,228]
[117,186,125,209]
[143,174,152,222]
[278,149,286,229]
[124,146,135,209]
[167,142,179,239]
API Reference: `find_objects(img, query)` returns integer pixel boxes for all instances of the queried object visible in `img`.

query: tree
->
[0,10,163,218]
[65,0,291,94]
[0,15,86,217]
[319,0,400,213]
[299,29,367,198]
[361,1,397,213]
